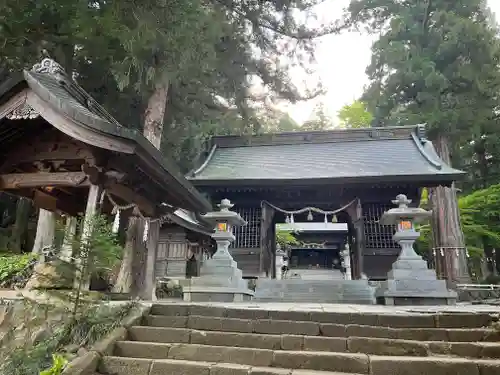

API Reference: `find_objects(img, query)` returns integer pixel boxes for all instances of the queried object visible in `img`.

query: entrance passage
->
[289,247,340,270]
[276,219,351,281]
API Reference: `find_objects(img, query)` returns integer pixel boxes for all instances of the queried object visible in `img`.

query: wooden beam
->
[103,181,156,217]
[0,172,90,190]
[106,156,170,208]
[0,144,96,173]
[30,189,83,216]
[81,162,157,217]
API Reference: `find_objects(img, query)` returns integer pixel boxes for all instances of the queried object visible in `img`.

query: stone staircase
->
[97,303,500,375]
[254,279,375,304]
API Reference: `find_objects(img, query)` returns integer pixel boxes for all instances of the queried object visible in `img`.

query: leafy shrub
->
[156,279,183,299]
[40,355,67,375]
[0,302,137,375]
[481,274,500,285]
[36,214,123,319]
[0,253,37,288]
[275,230,301,250]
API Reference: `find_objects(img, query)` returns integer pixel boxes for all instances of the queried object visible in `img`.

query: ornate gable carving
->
[6,102,40,120]
[32,58,66,76]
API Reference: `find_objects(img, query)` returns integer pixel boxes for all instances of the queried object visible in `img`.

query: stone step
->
[127,326,500,359]
[100,356,365,375]
[106,342,500,375]
[149,304,495,329]
[253,279,375,304]
[142,314,500,342]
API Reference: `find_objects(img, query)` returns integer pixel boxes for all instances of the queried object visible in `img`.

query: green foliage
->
[36,214,123,319]
[259,109,302,133]
[0,253,37,288]
[39,355,67,375]
[337,101,373,128]
[481,274,500,285]
[302,104,335,131]
[342,0,500,183]
[69,214,123,317]
[56,302,137,348]
[341,0,500,270]
[458,133,500,194]
[260,104,334,134]
[276,230,301,250]
[457,184,500,251]
[156,279,183,299]
[0,302,137,375]
[417,184,500,260]
[0,0,336,171]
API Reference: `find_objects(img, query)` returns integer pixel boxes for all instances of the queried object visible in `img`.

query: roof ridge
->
[189,144,217,178]
[211,125,422,148]
[410,132,442,170]
[29,58,123,129]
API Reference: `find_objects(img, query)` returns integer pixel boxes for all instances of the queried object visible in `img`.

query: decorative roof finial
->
[416,124,427,141]
[31,58,66,78]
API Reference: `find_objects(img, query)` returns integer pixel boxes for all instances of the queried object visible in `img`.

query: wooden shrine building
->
[188,125,465,280]
[157,208,213,280]
[0,59,212,297]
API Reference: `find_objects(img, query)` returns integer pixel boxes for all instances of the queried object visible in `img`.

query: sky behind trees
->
[283,0,500,125]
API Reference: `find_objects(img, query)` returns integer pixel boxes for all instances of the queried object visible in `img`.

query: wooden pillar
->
[346,199,364,279]
[259,203,269,277]
[60,216,78,262]
[270,222,277,279]
[259,203,275,278]
[141,220,160,300]
[32,208,56,257]
[354,218,365,278]
[75,183,102,290]
[11,197,31,253]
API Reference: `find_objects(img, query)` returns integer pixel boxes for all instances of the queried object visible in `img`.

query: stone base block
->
[376,279,457,306]
[377,296,457,306]
[183,286,254,302]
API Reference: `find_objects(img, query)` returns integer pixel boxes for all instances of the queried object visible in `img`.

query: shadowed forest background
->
[2,0,500,282]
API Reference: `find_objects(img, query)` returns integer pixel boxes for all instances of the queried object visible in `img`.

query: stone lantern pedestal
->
[375,194,457,306]
[182,199,254,302]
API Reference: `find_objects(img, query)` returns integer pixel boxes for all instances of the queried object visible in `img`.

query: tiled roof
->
[0,60,211,212]
[189,127,464,185]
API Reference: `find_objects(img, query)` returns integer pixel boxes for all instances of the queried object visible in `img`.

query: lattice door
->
[363,203,397,249]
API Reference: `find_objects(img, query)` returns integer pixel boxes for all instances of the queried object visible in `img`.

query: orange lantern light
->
[217,222,228,232]
[399,220,412,231]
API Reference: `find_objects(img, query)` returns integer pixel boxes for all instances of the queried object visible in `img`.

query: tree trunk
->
[10,198,31,253]
[31,209,56,256]
[143,82,169,148]
[114,80,169,297]
[113,217,139,293]
[430,135,470,284]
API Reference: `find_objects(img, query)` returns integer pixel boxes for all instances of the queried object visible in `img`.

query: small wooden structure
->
[157,209,213,279]
[0,59,212,297]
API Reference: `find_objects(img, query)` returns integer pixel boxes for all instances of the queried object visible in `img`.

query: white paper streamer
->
[143,219,150,242]
[112,209,120,233]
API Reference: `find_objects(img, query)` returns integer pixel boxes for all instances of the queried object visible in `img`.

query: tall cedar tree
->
[105,0,334,169]
[341,0,500,281]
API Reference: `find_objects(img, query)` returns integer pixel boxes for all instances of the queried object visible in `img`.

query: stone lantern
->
[375,194,457,305]
[182,199,254,302]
